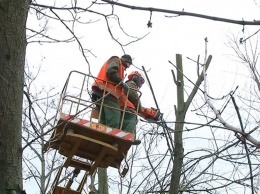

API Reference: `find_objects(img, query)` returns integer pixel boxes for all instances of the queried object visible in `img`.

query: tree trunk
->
[0,0,29,193]
[169,54,185,194]
[98,167,109,194]
[169,54,212,193]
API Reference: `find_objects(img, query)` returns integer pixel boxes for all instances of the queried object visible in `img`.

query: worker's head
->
[121,54,132,68]
[128,71,145,89]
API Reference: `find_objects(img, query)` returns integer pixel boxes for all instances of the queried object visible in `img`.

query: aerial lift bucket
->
[47,114,134,194]
[44,71,140,194]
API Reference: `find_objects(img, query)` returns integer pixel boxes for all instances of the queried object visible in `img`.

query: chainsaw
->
[139,107,162,122]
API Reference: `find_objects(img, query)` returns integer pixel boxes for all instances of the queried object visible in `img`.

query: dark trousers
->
[121,111,137,135]
[96,97,121,129]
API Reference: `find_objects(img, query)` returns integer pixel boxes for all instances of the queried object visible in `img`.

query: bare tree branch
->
[101,0,260,26]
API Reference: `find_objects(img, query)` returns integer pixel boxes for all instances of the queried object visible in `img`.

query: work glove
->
[121,82,129,93]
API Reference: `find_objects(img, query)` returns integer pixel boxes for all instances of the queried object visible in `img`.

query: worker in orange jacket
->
[120,71,161,145]
[92,54,132,129]
[120,71,145,144]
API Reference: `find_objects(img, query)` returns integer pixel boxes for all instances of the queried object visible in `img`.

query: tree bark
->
[169,54,185,194]
[98,167,109,194]
[0,0,29,193]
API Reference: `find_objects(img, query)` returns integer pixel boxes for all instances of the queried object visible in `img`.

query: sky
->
[26,0,260,107]
[25,0,260,193]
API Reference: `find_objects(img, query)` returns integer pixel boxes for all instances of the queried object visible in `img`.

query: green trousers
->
[121,111,137,135]
[97,97,121,129]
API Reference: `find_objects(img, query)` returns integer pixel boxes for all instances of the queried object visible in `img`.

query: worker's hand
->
[121,82,129,93]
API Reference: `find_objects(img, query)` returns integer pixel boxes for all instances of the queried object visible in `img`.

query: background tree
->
[0,1,29,193]
[22,63,63,194]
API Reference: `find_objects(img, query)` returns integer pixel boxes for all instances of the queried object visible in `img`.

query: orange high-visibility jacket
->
[92,56,125,99]
[120,94,136,110]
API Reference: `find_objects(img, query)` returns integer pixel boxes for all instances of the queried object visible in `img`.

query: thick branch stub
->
[171,69,179,85]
